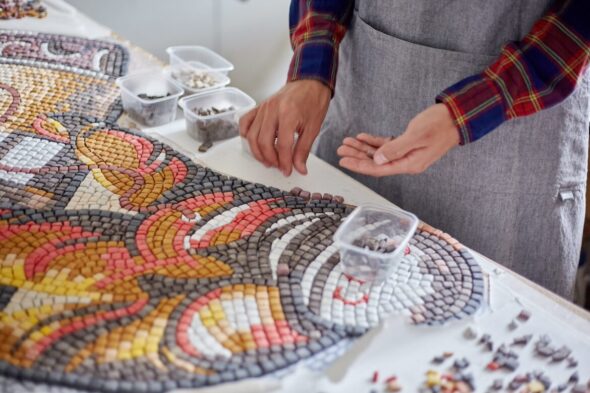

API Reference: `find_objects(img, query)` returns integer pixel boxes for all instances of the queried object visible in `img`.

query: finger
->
[337,144,372,160]
[341,148,428,177]
[356,133,391,148]
[342,137,377,157]
[246,106,268,167]
[276,116,298,176]
[239,107,258,137]
[292,127,317,175]
[373,134,419,165]
[258,107,279,168]
[339,156,395,177]
[382,150,425,175]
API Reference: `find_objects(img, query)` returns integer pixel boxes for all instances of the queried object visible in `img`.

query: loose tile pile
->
[0,0,46,19]
[195,106,235,117]
[171,68,219,90]
[137,93,172,101]
[0,30,486,392]
[187,106,240,147]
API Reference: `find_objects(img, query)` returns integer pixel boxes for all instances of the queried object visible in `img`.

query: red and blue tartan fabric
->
[288,0,590,144]
[288,0,353,93]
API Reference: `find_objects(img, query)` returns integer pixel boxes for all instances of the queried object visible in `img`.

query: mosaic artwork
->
[0,30,485,392]
[0,0,46,20]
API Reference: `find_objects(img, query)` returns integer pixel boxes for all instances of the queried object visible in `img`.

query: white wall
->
[67,0,292,102]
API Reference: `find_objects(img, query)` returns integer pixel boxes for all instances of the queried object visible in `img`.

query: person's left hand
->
[337,104,460,177]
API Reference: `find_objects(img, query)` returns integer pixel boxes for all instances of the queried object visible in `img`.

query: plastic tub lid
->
[166,45,234,73]
[178,87,256,120]
[333,205,419,259]
[163,66,230,94]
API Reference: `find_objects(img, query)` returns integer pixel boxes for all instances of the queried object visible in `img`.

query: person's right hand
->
[239,80,331,176]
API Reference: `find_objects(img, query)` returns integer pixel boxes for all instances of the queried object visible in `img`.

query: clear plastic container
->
[116,69,183,127]
[334,205,419,284]
[178,87,256,143]
[163,65,230,95]
[166,46,234,75]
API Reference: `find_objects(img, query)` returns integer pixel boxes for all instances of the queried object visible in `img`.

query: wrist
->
[288,78,332,98]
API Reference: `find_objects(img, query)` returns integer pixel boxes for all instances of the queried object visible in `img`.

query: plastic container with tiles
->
[334,205,419,284]
[166,45,234,75]
[179,87,256,144]
[116,69,184,127]
[163,65,230,96]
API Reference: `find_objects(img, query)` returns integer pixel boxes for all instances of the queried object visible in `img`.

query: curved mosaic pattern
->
[0,30,127,137]
[0,115,485,392]
[0,30,128,76]
[0,30,486,392]
[0,30,127,211]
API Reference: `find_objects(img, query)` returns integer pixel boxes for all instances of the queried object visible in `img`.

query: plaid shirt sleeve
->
[288,0,354,93]
[436,0,590,145]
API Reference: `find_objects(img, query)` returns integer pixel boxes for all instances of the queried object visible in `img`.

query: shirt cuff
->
[287,39,340,94]
[436,73,508,145]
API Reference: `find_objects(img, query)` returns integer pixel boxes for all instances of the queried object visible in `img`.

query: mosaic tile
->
[0,30,487,392]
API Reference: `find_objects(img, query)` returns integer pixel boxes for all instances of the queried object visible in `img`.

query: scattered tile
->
[512,334,533,346]
[463,326,478,340]
[453,357,470,370]
[517,309,531,322]
[507,319,519,331]
[491,378,503,390]
[371,371,379,383]
[551,346,572,362]
[567,357,578,368]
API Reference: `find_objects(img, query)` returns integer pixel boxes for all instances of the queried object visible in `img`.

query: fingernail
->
[374,152,387,165]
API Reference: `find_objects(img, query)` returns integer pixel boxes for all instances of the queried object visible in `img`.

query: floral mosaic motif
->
[0,31,486,392]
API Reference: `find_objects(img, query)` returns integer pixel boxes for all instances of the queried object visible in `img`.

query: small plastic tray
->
[178,87,256,144]
[334,205,419,284]
[166,45,234,75]
[116,69,183,127]
[164,65,230,95]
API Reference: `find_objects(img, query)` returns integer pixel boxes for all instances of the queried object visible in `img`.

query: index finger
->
[239,107,258,138]
[356,133,392,148]
[339,149,425,177]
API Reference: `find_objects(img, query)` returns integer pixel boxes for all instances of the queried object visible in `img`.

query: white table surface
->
[1,3,589,391]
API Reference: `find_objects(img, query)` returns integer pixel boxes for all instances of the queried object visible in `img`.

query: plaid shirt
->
[288,0,590,144]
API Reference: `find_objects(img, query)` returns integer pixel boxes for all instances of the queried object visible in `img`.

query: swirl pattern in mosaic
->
[0,30,485,392]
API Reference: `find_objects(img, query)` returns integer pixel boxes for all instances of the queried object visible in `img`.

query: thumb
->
[373,134,416,165]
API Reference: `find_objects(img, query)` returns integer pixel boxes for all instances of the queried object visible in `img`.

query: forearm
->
[436,0,590,144]
[288,0,354,93]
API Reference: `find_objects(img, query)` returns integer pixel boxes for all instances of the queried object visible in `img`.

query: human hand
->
[239,80,331,176]
[337,104,460,176]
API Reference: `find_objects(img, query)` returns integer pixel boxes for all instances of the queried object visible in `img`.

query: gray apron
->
[316,0,590,298]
